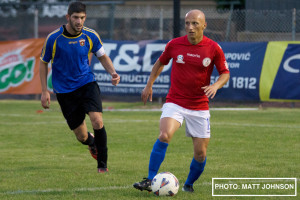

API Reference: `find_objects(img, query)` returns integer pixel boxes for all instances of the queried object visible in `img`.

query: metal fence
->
[0,2,299,42]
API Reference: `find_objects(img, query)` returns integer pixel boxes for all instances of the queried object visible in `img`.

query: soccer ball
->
[151,172,179,196]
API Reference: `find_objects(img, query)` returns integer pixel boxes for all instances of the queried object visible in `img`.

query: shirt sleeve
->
[40,36,53,63]
[158,41,172,65]
[91,31,103,54]
[214,43,230,75]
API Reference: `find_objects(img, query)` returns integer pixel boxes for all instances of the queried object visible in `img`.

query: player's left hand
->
[111,73,120,86]
[201,85,218,99]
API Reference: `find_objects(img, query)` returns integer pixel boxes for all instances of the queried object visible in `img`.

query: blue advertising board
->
[91,40,171,97]
[91,40,299,101]
[259,41,300,102]
[270,44,300,100]
[212,42,268,101]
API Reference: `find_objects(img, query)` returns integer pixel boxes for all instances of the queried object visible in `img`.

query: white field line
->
[3,185,132,195]
[102,108,259,112]
[2,182,207,195]
[0,121,66,125]
[0,117,299,129]
[0,120,299,129]
[214,122,300,129]
[3,178,299,195]
[0,107,258,118]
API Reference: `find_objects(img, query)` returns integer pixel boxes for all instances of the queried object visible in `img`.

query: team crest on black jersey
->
[79,39,85,46]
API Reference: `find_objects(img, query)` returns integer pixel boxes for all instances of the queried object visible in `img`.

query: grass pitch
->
[0,100,299,200]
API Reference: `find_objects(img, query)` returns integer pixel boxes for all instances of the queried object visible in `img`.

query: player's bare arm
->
[39,60,51,109]
[97,54,120,86]
[202,73,230,99]
[141,59,165,105]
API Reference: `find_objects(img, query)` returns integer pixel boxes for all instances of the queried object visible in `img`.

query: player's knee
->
[76,133,88,143]
[91,118,103,129]
[158,132,171,143]
[194,151,206,162]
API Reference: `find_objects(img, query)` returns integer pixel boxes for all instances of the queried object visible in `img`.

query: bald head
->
[185,9,207,44]
[185,9,206,23]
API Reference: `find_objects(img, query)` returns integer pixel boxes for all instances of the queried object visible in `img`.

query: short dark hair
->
[68,1,86,15]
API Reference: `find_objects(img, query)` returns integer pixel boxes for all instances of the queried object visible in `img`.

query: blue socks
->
[148,139,168,180]
[185,157,207,186]
[147,139,206,186]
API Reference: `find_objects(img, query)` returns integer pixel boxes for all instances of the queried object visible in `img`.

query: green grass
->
[0,100,299,200]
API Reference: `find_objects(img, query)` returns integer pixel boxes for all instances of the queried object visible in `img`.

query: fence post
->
[34,8,38,38]
[34,6,39,100]
[225,3,233,42]
[292,8,296,41]
[173,0,180,38]
[158,8,164,104]
[291,8,296,108]
[109,3,116,40]
[159,7,163,40]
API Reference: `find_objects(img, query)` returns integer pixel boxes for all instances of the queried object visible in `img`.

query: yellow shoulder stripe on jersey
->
[40,57,48,63]
[51,34,63,64]
[52,40,57,64]
[83,27,103,45]
[41,28,61,60]
[86,35,93,54]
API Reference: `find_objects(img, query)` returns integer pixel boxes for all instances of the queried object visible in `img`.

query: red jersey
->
[159,35,229,110]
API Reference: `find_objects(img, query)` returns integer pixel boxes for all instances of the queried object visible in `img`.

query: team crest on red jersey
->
[79,39,85,46]
[202,57,211,67]
[176,55,185,64]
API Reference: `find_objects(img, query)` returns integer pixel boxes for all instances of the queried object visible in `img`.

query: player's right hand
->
[111,73,120,86]
[41,91,51,109]
[141,86,153,105]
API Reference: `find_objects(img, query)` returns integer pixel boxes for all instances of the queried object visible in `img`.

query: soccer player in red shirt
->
[133,9,230,193]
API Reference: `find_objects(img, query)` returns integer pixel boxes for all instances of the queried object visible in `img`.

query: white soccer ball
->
[151,172,179,196]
